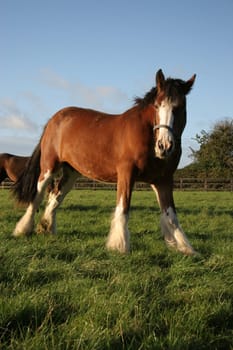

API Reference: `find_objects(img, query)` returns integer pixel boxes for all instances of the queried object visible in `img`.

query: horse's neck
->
[123,105,155,127]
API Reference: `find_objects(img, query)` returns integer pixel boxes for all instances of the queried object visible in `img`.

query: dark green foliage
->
[189,119,233,178]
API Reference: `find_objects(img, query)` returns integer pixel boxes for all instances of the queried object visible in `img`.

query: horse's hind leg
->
[151,181,196,255]
[13,170,52,237]
[37,164,78,234]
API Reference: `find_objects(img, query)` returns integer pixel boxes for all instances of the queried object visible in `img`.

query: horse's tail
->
[0,154,7,184]
[13,143,41,204]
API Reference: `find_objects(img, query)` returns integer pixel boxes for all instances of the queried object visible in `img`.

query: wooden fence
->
[173,178,233,191]
[74,177,233,191]
[1,177,233,191]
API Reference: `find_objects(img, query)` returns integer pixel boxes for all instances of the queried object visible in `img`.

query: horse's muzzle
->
[154,125,175,159]
[155,139,174,159]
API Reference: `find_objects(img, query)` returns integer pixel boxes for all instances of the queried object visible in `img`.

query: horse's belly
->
[79,167,117,183]
[68,155,118,183]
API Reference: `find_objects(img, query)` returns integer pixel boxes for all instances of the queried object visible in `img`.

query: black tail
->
[13,143,41,204]
[0,153,8,184]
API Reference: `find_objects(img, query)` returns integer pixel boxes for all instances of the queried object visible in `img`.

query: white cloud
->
[72,83,129,111]
[0,98,38,132]
[39,68,70,90]
[1,114,36,131]
[40,68,130,112]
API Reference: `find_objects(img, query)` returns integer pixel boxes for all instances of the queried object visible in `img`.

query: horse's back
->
[50,106,120,132]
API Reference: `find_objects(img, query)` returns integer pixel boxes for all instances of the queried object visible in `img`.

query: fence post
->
[180,178,183,190]
[204,178,207,190]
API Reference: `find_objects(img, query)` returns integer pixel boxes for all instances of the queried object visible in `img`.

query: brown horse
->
[0,153,29,184]
[0,153,55,194]
[13,69,196,255]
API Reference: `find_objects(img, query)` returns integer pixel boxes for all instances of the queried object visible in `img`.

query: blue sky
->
[1,0,233,167]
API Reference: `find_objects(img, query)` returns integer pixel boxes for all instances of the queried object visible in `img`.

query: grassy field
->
[0,189,232,349]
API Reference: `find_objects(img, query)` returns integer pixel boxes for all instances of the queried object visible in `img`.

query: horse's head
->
[153,69,196,159]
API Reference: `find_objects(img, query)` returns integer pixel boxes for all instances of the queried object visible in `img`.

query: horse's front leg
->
[151,180,196,255]
[106,168,134,253]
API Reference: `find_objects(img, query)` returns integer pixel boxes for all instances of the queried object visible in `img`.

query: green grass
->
[0,190,232,349]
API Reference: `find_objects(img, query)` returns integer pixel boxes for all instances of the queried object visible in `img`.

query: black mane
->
[134,87,157,108]
[134,78,187,108]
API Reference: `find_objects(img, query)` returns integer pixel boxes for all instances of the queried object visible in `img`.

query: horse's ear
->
[183,74,196,94]
[156,69,165,91]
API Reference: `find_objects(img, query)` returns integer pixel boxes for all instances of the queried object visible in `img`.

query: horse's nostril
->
[168,141,173,152]
[158,140,164,151]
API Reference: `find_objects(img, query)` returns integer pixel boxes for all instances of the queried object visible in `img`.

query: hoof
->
[177,246,198,256]
[13,223,34,237]
[106,239,129,254]
[36,219,55,235]
[13,230,27,237]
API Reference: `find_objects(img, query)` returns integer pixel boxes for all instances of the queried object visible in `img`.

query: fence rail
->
[1,177,233,191]
[173,178,233,191]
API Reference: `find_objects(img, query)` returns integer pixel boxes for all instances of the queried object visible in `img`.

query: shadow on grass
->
[0,296,77,346]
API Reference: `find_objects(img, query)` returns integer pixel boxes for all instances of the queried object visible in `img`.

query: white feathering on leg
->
[161,207,195,255]
[106,197,130,253]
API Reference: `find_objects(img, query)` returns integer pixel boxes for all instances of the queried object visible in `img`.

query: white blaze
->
[157,100,174,138]
[155,99,175,158]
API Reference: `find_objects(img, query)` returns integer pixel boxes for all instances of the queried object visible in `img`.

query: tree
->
[190,119,233,178]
